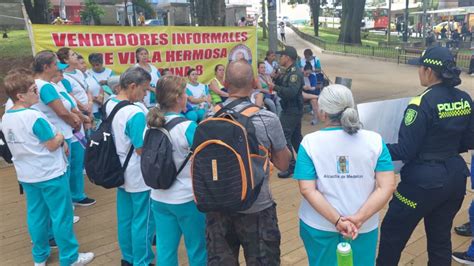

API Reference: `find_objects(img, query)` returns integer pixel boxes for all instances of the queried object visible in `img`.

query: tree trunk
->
[196,0,225,26]
[24,0,49,24]
[262,0,267,39]
[309,0,320,36]
[338,0,365,44]
[189,0,196,25]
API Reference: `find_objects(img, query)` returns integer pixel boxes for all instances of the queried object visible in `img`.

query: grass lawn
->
[0,30,33,105]
[0,30,32,60]
[257,27,269,61]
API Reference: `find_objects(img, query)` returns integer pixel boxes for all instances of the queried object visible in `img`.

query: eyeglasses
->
[26,84,38,94]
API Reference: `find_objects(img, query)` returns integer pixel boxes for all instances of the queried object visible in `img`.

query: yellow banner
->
[31,24,257,83]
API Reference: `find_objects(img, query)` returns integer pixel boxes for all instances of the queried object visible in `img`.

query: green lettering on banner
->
[404,108,418,126]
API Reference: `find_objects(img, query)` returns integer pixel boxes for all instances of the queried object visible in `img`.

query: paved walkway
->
[0,28,473,265]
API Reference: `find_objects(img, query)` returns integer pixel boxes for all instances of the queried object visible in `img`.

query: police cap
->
[417,46,456,72]
[276,46,298,61]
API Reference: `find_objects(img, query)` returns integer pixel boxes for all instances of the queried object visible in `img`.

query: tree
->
[133,0,155,19]
[261,0,267,39]
[308,0,328,36]
[195,0,226,26]
[23,0,49,24]
[338,0,366,44]
[80,0,105,25]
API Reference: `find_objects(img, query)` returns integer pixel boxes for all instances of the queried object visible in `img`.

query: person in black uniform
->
[377,46,474,265]
[273,46,304,178]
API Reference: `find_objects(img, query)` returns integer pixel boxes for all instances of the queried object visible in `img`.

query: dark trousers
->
[377,158,468,266]
[469,56,474,74]
[206,205,281,266]
[279,112,302,168]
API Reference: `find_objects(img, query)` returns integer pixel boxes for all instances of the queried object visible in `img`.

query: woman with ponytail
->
[148,76,207,266]
[293,84,396,266]
[377,46,474,265]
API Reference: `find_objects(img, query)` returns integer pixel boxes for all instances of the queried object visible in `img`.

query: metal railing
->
[288,23,471,70]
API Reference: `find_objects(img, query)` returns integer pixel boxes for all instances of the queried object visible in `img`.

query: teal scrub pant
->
[70,141,87,202]
[151,200,207,266]
[117,188,155,265]
[185,109,206,123]
[21,175,79,265]
[300,220,378,266]
[47,138,73,240]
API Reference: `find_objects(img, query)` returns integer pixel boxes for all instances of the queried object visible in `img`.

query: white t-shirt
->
[84,72,102,114]
[2,108,67,183]
[5,98,13,112]
[86,68,114,114]
[294,128,394,233]
[264,60,277,75]
[186,83,209,108]
[105,98,150,193]
[135,63,160,108]
[150,113,197,204]
[33,79,74,140]
[64,70,89,106]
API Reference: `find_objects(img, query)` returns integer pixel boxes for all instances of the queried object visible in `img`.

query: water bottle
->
[336,242,353,266]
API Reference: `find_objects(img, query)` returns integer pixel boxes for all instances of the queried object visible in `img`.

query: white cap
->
[337,242,352,254]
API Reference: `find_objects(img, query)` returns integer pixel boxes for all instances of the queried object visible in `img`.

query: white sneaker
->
[34,262,46,266]
[73,216,80,224]
[71,252,94,266]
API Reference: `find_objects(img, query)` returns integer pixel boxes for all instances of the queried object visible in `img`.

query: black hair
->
[428,62,462,87]
[135,47,148,63]
[303,61,313,71]
[214,64,224,73]
[303,49,313,57]
[257,61,265,68]
[186,68,196,76]
[88,53,103,64]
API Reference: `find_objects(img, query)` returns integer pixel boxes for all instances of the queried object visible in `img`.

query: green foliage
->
[80,0,105,25]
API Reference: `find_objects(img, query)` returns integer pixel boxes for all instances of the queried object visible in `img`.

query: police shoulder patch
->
[290,74,298,83]
[404,108,418,126]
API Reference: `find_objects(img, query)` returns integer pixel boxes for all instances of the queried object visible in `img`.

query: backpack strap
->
[104,100,135,171]
[240,105,261,117]
[213,97,250,117]
[105,100,133,123]
[164,116,188,132]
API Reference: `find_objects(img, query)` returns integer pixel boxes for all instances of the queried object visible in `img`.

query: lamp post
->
[402,0,409,42]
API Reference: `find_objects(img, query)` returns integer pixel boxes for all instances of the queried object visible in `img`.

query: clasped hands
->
[336,214,363,240]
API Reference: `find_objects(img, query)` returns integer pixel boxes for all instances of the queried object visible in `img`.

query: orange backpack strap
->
[213,104,223,113]
[240,106,260,117]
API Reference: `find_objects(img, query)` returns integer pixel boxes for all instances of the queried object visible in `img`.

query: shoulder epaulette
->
[409,89,432,106]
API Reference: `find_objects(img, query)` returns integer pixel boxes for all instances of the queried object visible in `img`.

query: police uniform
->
[274,46,304,178]
[377,47,474,265]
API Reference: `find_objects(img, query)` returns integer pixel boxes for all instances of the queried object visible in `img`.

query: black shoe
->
[452,251,474,265]
[455,222,472,237]
[121,259,133,266]
[49,238,57,249]
[74,197,96,207]
[278,169,293,179]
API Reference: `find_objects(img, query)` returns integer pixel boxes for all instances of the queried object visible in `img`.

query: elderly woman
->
[103,67,155,266]
[293,84,396,266]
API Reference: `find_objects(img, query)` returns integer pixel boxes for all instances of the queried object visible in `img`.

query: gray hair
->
[318,84,361,135]
[119,66,151,90]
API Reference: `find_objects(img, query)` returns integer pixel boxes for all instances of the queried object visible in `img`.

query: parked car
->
[144,19,164,26]
[433,21,461,34]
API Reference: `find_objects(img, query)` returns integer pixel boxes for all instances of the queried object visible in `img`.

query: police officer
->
[377,46,474,265]
[273,46,304,178]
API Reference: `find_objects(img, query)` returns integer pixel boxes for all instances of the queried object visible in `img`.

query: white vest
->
[2,109,67,183]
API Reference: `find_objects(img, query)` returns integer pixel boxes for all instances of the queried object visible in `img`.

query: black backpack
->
[141,117,191,189]
[191,98,271,212]
[85,100,134,189]
[0,129,12,164]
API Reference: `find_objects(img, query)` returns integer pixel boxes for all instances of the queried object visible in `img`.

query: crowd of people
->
[1,44,473,266]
